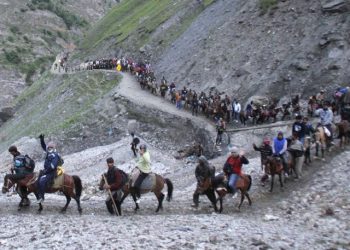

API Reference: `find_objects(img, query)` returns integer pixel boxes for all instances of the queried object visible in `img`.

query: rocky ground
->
[0,134,349,249]
[0,78,349,249]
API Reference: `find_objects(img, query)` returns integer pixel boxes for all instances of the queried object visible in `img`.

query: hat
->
[277,131,283,136]
[47,141,56,149]
[230,146,239,154]
[263,138,270,144]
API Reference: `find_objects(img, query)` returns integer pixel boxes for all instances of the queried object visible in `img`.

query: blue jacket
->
[43,152,59,175]
[273,137,287,155]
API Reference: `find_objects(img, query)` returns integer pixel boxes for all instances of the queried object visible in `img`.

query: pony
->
[99,169,173,214]
[198,173,252,213]
[337,120,350,149]
[314,125,333,160]
[2,172,82,213]
[264,156,284,192]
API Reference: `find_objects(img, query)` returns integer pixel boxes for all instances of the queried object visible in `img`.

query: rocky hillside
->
[0,0,118,123]
[74,0,350,106]
[154,0,350,103]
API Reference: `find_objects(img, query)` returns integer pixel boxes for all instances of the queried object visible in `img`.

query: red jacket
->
[224,155,249,175]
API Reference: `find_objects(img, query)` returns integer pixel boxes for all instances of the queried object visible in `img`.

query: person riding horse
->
[133,144,151,204]
[2,146,34,201]
[253,138,273,186]
[223,147,249,198]
[191,156,215,208]
[272,131,289,177]
[292,115,306,144]
[315,102,334,146]
[102,157,128,215]
[36,134,61,204]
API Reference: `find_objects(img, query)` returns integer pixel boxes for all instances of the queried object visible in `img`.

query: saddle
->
[130,168,156,191]
[26,171,65,189]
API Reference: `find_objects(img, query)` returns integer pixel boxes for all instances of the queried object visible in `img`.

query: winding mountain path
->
[117,72,217,136]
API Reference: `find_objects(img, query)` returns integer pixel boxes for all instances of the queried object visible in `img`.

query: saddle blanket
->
[130,168,156,190]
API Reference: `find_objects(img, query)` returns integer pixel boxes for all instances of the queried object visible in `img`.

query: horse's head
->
[98,174,106,191]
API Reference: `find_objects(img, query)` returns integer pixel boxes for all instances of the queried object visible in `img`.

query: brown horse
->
[265,156,284,192]
[337,120,350,149]
[199,173,252,213]
[99,169,173,214]
[2,172,82,213]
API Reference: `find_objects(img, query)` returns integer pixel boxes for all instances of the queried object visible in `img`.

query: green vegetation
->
[81,0,215,51]
[21,56,55,84]
[3,50,21,64]
[0,71,121,150]
[9,26,20,34]
[28,0,88,29]
[259,0,278,13]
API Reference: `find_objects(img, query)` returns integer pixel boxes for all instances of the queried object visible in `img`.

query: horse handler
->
[102,157,128,215]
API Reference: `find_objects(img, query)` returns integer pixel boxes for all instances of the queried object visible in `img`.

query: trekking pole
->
[102,175,119,216]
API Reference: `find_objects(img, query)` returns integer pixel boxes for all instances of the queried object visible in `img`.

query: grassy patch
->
[80,0,214,57]
[29,0,88,29]
[259,0,278,13]
[1,71,121,149]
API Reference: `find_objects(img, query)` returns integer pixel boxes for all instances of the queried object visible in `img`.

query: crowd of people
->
[3,55,348,213]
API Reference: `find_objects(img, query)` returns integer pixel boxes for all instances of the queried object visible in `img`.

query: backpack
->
[58,154,64,166]
[24,155,35,172]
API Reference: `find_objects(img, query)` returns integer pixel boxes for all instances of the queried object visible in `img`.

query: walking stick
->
[102,175,120,216]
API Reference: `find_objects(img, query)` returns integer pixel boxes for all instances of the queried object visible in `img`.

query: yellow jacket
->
[137,151,151,173]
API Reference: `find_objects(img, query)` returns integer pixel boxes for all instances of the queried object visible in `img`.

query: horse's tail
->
[72,175,83,198]
[165,178,173,202]
[247,175,252,192]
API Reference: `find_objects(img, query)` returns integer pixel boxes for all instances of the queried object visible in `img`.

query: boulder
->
[321,0,349,13]
[0,106,14,122]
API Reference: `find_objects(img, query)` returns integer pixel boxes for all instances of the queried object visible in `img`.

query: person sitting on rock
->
[133,144,151,203]
[253,138,273,186]
[36,134,60,204]
[223,147,249,198]
[191,156,215,208]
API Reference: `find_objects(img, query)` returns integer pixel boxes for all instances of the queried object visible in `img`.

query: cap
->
[106,157,114,164]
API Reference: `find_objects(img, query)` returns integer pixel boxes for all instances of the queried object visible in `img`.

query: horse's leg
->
[245,193,252,206]
[270,174,274,192]
[131,192,139,211]
[74,196,82,215]
[155,192,165,213]
[279,174,283,189]
[315,142,319,157]
[238,190,245,210]
[205,190,218,212]
[61,193,71,213]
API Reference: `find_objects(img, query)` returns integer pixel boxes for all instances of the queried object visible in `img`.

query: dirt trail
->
[117,72,216,136]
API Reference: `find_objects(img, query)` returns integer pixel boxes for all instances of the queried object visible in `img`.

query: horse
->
[2,172,83,213]
[314,125,333,160]
[99,169,173,214]
[198,173,252,213]
[264,156,284,192]
[337,120,350,149]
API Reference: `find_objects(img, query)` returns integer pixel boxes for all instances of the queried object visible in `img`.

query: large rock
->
[321,0,349,13]
[0,106,14,122]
